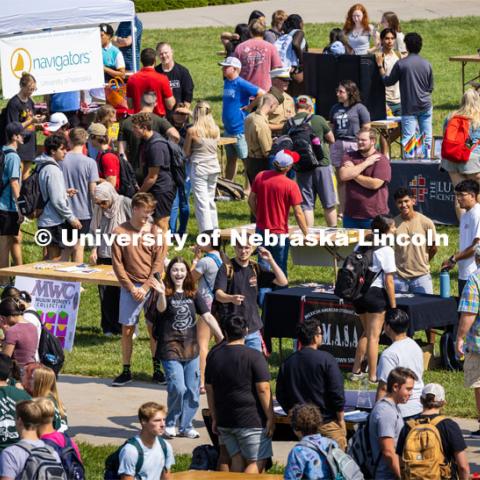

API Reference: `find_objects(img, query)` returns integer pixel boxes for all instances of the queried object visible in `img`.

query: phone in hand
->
[153,272,161,281]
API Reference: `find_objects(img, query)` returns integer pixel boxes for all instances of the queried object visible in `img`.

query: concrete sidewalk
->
[138,0,480,30]
[59,374,480,471]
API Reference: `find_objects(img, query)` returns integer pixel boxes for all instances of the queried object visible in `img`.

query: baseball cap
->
[5,121,27,139]
[273,149,300,168]
[421,383,445,402]
[218,57,242,69]
[45,112,68,133]
[88,123,107,137]
[296,95,315,108]
[270,67,291,80]
[99,23,114,37]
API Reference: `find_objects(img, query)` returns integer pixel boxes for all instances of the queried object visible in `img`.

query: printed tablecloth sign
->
[14,276,81,351]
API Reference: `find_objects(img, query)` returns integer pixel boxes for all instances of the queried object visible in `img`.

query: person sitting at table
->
[284,403,339,480]
[376,309,424,419]
[441,179,480,296]
[213,240,288,352]
[205,315,274,474]
[339,127,391,229]
[276,318,346,450]
[0,298,38,368]
[441,89,480,219]
[89,182,132,336]
[349,214,397,384]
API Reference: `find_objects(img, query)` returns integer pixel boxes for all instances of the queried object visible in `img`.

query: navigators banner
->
[0,27,104,98]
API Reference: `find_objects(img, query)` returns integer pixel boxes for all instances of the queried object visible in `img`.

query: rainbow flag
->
[415,132,426,157]
[403,135,417,154]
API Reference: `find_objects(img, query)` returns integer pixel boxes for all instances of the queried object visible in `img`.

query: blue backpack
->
[42,434,84,480]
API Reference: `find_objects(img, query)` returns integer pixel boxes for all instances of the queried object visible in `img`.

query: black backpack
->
[334,246,379,301]
[43,434,85,480]
[0,147,16,197]
[98,151,139,198]
[38,324,65,375]
[154,136,186,189]
[17,161,58,219]
[16,440,67,480]
[286,115,324,172]
[190,444,219,471]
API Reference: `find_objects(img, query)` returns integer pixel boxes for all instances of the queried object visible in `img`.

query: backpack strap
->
[204,253,223,296]
[126,437,144,475]
[157,436,169,471]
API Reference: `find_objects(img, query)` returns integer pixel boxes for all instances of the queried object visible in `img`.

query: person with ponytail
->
[0,297,38,367]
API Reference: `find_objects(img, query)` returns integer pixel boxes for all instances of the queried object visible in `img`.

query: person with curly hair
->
[343,3,377,55]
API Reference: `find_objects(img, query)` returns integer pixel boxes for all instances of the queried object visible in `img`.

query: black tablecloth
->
[263,287,458,355]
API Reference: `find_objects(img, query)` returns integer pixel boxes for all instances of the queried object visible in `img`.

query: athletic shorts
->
[0,211,20,236]
[152,189,176,220]
[218,427,272,461]
[44,223,74,248]
[353,286,389,314]
[296,166,337,210]
[118,286,151,326]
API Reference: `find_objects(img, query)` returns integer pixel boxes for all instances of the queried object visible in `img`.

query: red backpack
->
[441,115,480,163]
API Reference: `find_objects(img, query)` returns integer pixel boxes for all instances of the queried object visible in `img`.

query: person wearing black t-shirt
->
[205,315,274,474]
[396,383,470,480]
[276,318,347,450]
[214,242,288,352]
[150,257,222,440]
[155,42,194,112]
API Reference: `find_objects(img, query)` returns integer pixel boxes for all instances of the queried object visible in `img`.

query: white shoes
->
[164,426,177,439]
[180,429,200,439]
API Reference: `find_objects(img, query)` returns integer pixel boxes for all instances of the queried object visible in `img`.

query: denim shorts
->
[118,286,150,326]
[224,132,248,161]
[218,426,272,461]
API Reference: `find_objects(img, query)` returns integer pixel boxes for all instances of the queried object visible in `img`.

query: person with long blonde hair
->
[343,3,377,54]
[441,89,480,218]
[184,101,221,232]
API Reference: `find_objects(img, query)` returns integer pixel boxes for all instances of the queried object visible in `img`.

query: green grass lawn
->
[13,16,480,476]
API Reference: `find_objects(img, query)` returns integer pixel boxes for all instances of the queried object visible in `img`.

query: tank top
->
[275,29,306,68]
[191,137,220,176]
[347,29,371,55]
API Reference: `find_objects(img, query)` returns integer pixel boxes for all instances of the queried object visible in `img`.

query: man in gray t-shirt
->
[369,366,417,479]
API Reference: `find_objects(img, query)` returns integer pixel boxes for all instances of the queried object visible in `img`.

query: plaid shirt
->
[458,269,480,353]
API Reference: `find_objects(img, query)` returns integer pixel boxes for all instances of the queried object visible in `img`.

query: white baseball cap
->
[45,112,69,132]
[421,383,445,402]
[273,149,300,168]
[218,57,242,69]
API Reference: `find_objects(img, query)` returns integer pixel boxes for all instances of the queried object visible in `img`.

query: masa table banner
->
[14,276,81,351]
[0,27,104,98]
[388,160,457,225]
[301,297,363,368]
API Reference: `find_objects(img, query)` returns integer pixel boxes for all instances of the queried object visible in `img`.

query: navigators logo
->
[409,174,428,203]
[10,48,32,79]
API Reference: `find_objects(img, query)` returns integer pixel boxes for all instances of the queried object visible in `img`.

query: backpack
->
[38,325,65,375]
[347,415,381,478]
[300,438,364,480]
[104,436,168,480]
[98,150,139,198]
[16,440,67,480]
[43,434,85,480]
[203,253,223,296]
[269,135,294,163]
[441,115,480,163]
[189,444,219,471]
[215,177,245,200]
[149,136,186,189]
[286,115,324,172]
[401,416,451,480]
[0,147,16,197]
[334,247,379,301]
[17,161,58,219]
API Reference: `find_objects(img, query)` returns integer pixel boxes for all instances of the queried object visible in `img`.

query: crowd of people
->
[0,1,478,478]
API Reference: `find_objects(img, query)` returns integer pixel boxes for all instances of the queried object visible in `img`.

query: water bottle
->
[356,376,372,410]
[440,269,451,298]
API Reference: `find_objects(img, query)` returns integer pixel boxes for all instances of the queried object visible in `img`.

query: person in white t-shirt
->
[376,308,424,418]
[442,179,480,296]
[350,215,397,384]
[118,402,174,480]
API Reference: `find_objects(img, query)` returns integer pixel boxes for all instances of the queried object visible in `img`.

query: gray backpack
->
[16,440,67,480]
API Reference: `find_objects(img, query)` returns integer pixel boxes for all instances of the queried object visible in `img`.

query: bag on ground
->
[38,326,65,376]
[286,115,323,172]
[215,177,245,200]
[17,440,67,480]
[441,115,480,163]
[189,444,219,470]
[43,434,85,480]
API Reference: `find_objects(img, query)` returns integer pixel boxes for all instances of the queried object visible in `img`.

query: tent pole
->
[131,18,137,72]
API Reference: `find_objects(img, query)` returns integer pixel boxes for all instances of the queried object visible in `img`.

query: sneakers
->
[152,371,167,385]
[164,426,177,439]
[347,371,367,382]
[112,371,132,387]
[470,429,480,437]
[180,429,200,439]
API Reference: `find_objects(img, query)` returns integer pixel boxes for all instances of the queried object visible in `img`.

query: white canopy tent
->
[0,0,137,70]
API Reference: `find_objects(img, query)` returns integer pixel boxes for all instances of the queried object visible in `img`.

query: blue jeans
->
[255,228,289,306]
[401,107,433,158]
[245,330,262,353]
[394,273,433,294]
[342,216,373,229]
[162,357,200,432]
[169,162,191,234]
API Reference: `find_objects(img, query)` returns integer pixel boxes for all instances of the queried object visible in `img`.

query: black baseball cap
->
[99,23,114,37]
[5,122,27,140]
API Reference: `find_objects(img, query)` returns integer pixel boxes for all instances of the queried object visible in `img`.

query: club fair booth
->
[0,0,135,352]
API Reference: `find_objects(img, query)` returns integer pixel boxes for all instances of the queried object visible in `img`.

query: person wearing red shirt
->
[87,123,120,191]
[127,48,175,117]
[248,149,308,278]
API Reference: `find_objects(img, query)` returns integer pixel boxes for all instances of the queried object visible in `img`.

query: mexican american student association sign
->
[15,276,81,352]
[0,27,104,98]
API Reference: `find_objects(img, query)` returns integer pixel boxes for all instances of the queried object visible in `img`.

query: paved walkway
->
[138,0,480,29]
[59,374,480,470]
